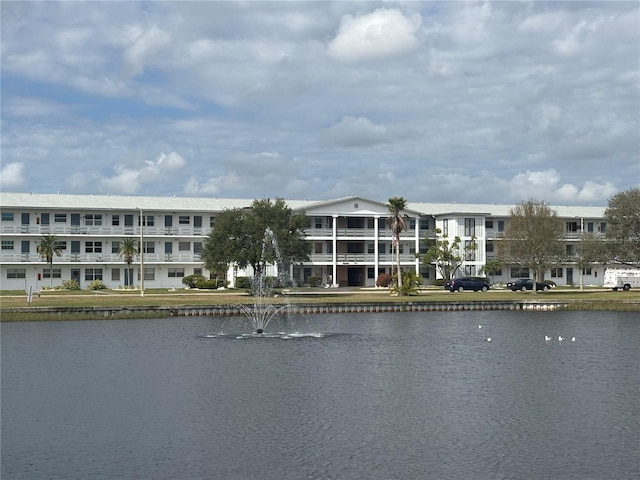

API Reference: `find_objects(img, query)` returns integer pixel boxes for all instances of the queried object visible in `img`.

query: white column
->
[374,216,380,283]
[332,215,338,287]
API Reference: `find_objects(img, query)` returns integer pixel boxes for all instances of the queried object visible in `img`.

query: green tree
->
[36,235,62,289]
[604,187,640,267]
[422,229,478,282]
[480,259,503,285]
[117,237,139,287]
[386,196,409,295]
[201,198,309,287]
[497,199,564,294]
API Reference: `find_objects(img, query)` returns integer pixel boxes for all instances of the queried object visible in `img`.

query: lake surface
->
[1,311,638,480]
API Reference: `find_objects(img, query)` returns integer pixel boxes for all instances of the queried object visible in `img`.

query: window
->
[85,214,103,226]
[86,241,103,253]
[599,222,606,233]
[56,241,67,250]
[193,242,202,255]
[194,268,203,276]
[420,219,429,230]
[498,220,505,232]
[43,268,62,279]
[54,213,67,223]
[464,265,476,276]
[168,268,185,278]
[112,269,120,281]
[510,267,529,278]
[442,219,449,236]
[71,241,80,254]
[178,216,190,225]
[1,212,14,222]
[378,242,386,254]
[368,267,375,279]
[178,242,190,252]
[464,218,476,236]
[566,245,575,256]
[41,213,50,225]
[140,215,154,227]
[315,243,323,254]
[209,217,216,228]
[464,240,476,261]
[194,216,202,228]
[551,268,563,278]
[367,243,375,254]
[85,268,103,281]
[137,268,155,281]
[112,241,120,254]
[587,222,594,233]
[326,242,333,254]
[566,221,578,233]
[2,240,14,250]
[582,267,592,275]
[486,241,494,253]
[7,268,26,279]
[143,241,155,254]
[112,215,120,226]
[367,218,375,229]
[485,220,494,229]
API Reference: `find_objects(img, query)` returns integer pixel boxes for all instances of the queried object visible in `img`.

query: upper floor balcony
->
[1,224,209,237]
[1,252,202,264]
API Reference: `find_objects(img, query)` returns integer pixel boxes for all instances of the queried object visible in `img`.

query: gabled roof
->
[300,196,422,217]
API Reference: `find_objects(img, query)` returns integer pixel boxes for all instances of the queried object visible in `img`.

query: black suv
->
[445,277,490,292]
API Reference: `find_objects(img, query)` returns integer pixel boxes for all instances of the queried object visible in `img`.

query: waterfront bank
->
[3,298,639,321]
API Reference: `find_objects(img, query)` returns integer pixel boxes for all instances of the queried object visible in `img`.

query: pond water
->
[1,311,638,480]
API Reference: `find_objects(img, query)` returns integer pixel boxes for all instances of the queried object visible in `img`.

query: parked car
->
[506,279,550,291]
[445,277,490,292]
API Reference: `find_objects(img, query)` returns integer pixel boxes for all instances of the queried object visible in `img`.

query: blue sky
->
[1,1,638,205]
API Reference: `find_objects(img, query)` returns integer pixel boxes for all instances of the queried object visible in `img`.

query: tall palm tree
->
[118,237,139,287]
[386,196,408,294]
[36,235,62,289]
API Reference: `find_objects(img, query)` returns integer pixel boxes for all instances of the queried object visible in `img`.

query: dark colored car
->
[445,277,490,292]
[506,278,550,291]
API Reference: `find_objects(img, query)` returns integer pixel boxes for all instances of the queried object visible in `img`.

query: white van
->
[603,268,640,291]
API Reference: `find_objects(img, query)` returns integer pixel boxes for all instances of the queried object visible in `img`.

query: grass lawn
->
[2,286,639,311]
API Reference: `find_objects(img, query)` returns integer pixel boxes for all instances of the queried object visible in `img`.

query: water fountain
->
[239,228,292,335]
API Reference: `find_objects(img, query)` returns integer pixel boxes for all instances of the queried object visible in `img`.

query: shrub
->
[390,271,422,296]
[182,274,207,288]
[432,279,446,287]
[62,279,80,291]
[376,273,392,287]
[307,276,322,287]
[235,276,251,289]
[87,280,106,290]
[198,279,220,289]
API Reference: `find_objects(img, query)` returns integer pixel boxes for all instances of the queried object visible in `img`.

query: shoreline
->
[3,298,639,321]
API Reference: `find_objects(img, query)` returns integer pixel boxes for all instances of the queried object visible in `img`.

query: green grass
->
[2,286,639,314]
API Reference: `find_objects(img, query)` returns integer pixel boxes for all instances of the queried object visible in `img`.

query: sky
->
[1,1,639,206]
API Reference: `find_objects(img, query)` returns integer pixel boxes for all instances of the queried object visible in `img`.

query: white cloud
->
[328,8,421,62]
[122,25,172,77]
[0,162,26,190]
[97,152,187,194]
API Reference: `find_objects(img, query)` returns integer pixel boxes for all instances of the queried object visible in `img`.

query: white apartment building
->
[0,192,608,291]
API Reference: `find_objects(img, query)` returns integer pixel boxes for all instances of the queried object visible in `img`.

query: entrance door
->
[566,268,573,286]
[71,269,81,288]
[348,267,363,286]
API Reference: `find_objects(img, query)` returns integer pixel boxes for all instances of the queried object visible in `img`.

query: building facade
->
[0,192,608,291]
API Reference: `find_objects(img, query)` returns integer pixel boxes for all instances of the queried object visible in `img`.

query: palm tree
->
[36,235,62,289]
[386,196,409,295]
[118,237,139,287]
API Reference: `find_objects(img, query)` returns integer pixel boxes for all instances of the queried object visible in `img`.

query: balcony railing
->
[1,225,209,237]
[0,252,202,264]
